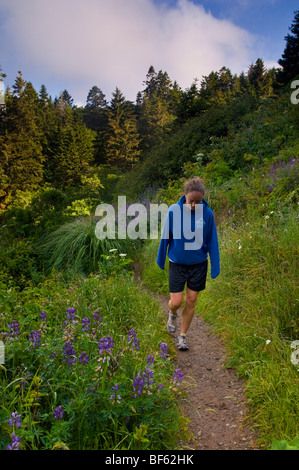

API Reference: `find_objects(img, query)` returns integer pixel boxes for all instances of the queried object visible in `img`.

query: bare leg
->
[168,292,183,315]
[180,288,199,335]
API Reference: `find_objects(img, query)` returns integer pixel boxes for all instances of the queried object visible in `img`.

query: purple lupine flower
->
[128,328,140,351]
[66,307,76,314]
[40,311,47,322]
[81,317,90,333]
[146,354,155,367]
[19,371,33,391]
[132,372,145,398]
[109,384,121,403]
[268,184,275,192]
[159,342,168,360]
[6,433,21,450]
[156,383,165,391]
[53,405,64,420]
[93,310,102,324]
[63,341,77,365]
[79,351,90,364]
[66,308,77,324]
[142,368,154,389]
[173,368,184,384]
[28,330,41,349]
[91,311,102,338]
[8,321,20,341]
[98,336,114,355]
[8,412,21,429]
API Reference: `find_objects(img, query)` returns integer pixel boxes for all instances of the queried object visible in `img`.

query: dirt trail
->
[134,265,259,450]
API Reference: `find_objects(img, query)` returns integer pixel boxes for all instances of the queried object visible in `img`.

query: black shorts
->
[169,259,208,293]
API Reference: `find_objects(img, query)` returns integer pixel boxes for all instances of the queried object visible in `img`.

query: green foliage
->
[0,269,185,450]
[271,436,299,450]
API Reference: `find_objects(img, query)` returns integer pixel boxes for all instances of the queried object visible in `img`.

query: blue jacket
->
[156,195,220,279]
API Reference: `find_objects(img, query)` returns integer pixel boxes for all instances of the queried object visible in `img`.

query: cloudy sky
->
[0,0,297,105]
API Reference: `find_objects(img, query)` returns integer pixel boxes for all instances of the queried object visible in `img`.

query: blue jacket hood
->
[177,194,209,209]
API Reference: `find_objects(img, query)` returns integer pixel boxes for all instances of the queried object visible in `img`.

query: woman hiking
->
[156,177,220,350]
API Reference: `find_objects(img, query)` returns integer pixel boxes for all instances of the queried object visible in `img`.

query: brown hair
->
[183,177,205,195]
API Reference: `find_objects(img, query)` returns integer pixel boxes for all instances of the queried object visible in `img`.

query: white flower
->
[265,215,269,219]
[119,253,127,257]
[109,248,118,252]
[238,245,242,250]
[266,339,271,345]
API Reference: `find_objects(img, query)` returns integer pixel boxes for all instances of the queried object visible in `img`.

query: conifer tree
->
[247,58,273,98]
[137,66,176,149]
[86,86,107,108]
[44,107,95,188]
[105,87,141,168]
[0,75,44,207]
[278,10,299,84]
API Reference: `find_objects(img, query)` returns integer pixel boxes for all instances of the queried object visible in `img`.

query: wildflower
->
[66,307,76,314]
[142,368,154,389]
[79,351,90,364]
[8,412,21,429]
[6,433,21,450]
[173,368,184,384]
[119,253,127,257]
[28,329,41,349]
[266,339,271,345]
[109,384,121,403]
[238,245,242,250]
[98,336,114,355]
[128,328,140,351]
[159,342,168,360]
[53,405,64,420]
[109,248,118,252]
[19,371,33,391]
[268,184,275,192]
[66,308,77,324]
[156,383,165,391]
[40,311,47,322]
[81,317,90,333]
[93,311,102,327]
[8,321,20,341]
[146,354,155,367]
[132,372,145,398]
[63,341,77,365]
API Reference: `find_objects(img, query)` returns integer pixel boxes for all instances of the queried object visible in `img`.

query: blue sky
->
[0,0,297,105]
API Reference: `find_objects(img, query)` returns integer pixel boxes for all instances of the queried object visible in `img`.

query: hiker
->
[156,177,220,350]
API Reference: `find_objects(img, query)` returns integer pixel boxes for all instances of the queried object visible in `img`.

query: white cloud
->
[1,0,257,103]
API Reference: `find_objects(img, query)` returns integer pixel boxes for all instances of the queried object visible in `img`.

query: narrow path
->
[134,264,259,450]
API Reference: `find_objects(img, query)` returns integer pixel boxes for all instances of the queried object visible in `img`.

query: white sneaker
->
[177,334,189,350]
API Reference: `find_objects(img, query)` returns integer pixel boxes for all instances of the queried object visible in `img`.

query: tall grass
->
[197,207,299,446]
[38,217,136,275]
